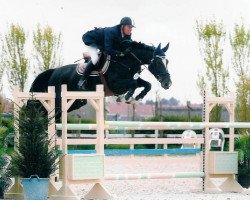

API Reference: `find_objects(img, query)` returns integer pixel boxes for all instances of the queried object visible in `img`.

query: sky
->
[0,0,250,104]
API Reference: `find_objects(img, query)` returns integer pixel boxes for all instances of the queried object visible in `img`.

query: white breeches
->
[86,45,99,65]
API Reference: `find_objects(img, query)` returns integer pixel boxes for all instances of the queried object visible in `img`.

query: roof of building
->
[107,102,154,116]
[107,102,202,116]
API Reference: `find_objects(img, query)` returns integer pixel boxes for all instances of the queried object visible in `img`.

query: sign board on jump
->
[208,152,238,174]
[69,154,104,180]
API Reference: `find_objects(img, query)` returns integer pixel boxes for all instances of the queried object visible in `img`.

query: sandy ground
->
[67,155,250,200]
[4,155,249,199]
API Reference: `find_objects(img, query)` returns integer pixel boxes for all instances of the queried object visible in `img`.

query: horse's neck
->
[132,48,153,64]
[131,42,154,64]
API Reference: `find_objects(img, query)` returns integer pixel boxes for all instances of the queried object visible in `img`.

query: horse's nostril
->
[162,78,172,89]
[167,80,172,88]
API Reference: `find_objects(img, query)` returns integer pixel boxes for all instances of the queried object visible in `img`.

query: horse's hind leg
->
[135,78,151,101]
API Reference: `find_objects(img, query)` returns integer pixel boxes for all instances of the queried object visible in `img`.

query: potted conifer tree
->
[9,100,58,200]
[235,133,250,188]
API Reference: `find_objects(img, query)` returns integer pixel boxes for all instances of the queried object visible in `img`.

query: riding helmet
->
[120,17,135,27]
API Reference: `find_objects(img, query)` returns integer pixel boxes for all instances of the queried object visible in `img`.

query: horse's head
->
[121,41,172,89]
[148,43,172,89]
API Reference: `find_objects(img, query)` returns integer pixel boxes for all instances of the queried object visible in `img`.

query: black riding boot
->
[78,61,95,90]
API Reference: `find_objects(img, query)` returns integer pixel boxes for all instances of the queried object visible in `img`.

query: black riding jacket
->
[82,25,132,57]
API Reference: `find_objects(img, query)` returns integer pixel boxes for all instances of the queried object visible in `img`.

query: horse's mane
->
[131,41,155,51]
[122,40,155,52]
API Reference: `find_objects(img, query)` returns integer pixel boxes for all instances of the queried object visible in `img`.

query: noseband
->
[149,56,169,81]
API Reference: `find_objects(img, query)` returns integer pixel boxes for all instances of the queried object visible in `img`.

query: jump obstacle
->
[5,85,250,200]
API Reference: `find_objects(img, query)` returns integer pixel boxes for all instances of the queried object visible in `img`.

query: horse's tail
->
[30,69,55,92]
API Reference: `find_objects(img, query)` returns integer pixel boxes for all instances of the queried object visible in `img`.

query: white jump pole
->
[56,121,250,130]
[105,172,205,180]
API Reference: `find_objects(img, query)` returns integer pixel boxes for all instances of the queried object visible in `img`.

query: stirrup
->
[78,79,87,90]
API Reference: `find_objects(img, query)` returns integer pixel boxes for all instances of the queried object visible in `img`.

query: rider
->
[78,17,135,89]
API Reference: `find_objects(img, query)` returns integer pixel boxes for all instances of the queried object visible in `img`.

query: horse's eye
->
[156,55,165,60]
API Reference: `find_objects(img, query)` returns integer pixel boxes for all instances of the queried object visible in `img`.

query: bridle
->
[129,52,167,80]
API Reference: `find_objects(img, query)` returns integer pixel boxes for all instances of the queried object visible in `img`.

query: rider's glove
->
[115,51,125,57]
[124,47,132,55]
[119,52,125,57]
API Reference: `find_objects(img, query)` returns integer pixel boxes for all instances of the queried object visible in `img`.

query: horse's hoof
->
[126,97,136,104]
[125,96,133,103]
[116,95,125,103]
[116,98,122,102]
[130,98,137,104]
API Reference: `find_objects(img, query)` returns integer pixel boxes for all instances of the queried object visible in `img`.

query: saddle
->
[76,52,110,75]
[76,52,113,96]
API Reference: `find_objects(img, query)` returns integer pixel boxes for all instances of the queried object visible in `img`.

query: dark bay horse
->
[29,41,172,121]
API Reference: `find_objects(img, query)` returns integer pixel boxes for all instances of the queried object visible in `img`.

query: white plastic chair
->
[208,128,225,151]
[181,130,197,149]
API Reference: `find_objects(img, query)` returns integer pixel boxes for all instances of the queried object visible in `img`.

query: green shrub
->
[235,133,250,175]
[0,119,12,197]
[9,101,59,178]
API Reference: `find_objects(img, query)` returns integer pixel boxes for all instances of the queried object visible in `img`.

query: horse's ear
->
[154,43,165,57]
[157,43,161,49]
[162,43,170,52]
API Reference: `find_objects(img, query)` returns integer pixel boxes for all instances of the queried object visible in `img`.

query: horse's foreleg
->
[135,78,151,101]
[125,81,137,102]
[110,77,138,102]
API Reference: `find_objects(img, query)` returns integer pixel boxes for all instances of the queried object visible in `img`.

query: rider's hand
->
[115,51,124,57]
[119,52,125,57]
[115,51,125,57]
[124,47,132,55]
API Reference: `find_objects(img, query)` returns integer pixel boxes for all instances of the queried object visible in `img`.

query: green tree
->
[230,22,250,123]
[0,34,4,92]
[32,24,63,74]
[1,24,29,92]
[10,101,58,178]
[196,19,229,121]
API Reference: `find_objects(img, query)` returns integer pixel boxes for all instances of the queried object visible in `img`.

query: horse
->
[29,41,172,122]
